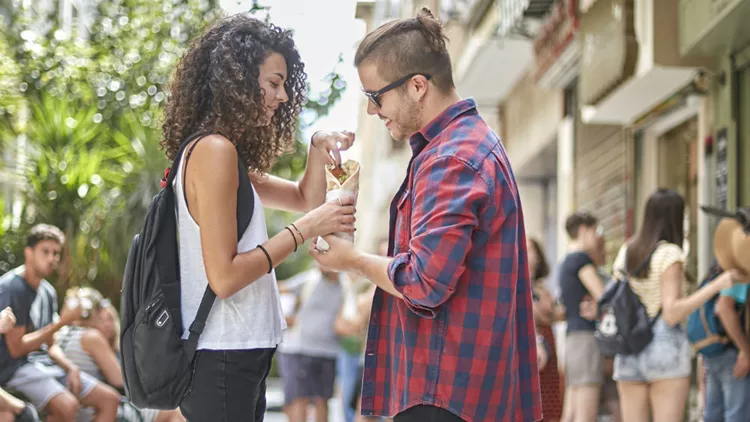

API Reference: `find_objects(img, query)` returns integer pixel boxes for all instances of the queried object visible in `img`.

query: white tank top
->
[174,148,286,350]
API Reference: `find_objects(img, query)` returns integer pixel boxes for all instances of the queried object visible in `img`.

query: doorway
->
[658,118,699,282]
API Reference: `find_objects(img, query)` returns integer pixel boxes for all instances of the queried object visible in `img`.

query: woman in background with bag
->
[612,188,746,422]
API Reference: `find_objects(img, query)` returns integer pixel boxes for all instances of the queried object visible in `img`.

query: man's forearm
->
[351,253,403,299]
[19,320,63,356]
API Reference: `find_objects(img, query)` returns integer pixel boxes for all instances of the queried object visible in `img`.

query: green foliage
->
[0,0,347,305]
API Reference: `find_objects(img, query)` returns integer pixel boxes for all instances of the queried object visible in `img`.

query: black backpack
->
[119,133,254,409]
[594,248,660,356]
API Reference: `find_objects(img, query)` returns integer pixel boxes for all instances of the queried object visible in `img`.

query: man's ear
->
[411,75,429,100]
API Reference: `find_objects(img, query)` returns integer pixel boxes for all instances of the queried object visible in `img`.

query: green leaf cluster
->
[0,0,347,306]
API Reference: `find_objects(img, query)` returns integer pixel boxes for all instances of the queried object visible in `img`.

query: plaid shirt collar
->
[409,98,478,155]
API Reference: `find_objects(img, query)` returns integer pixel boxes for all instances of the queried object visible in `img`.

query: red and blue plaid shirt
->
[361,99,542,422]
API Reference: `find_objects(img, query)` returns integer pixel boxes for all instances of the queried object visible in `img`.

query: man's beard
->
[392,100,422,141]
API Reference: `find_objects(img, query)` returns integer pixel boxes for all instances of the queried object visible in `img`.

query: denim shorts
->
[613,318,692,383]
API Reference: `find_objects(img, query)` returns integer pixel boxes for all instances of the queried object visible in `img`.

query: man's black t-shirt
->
[559,251,596,333]
[0,269,38,384]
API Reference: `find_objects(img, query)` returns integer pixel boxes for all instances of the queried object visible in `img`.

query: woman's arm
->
[250,131,355,213]
[188,135,355,299]
[660,263,740,326]
[80,329,124,388]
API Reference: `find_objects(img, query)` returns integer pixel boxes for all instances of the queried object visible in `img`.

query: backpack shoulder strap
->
[164,132,208,192]
[181,138,255,362]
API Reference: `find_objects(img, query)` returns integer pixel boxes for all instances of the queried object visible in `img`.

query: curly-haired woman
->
[160,14,357,421]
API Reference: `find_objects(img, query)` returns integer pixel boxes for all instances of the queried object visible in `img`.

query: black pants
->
[180,348,276,422]
[394,405,466,422]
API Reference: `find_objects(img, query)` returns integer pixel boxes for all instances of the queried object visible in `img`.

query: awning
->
[680,0,750,58]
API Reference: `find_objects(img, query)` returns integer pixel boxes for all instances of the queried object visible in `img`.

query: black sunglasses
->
[362,73,432,108]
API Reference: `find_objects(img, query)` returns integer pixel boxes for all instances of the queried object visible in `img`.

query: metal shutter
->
[575,124,629,266]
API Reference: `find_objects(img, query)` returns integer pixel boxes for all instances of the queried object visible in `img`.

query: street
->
[263,377,703,422]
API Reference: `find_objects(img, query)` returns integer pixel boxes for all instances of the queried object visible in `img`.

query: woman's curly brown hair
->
[161,14,307,172]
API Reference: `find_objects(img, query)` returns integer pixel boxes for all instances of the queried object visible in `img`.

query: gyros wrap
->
[315,160,360,251]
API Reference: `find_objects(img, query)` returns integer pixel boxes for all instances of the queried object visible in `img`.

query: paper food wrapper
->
[315,160,360,251]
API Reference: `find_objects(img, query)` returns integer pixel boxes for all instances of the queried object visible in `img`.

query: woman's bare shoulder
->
[80,328,110,351]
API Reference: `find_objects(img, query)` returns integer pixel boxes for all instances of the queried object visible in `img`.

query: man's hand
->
[58,302,83,326]
[734,351,750,378]
[66,366,82,396]
[579,297,598,321]
[0,307,16,334]
[310,235,360,273]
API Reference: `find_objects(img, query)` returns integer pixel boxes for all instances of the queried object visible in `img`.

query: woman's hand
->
[536,336,549,370]
[716,269,750,290]
[294,195,356,241]
[311,130,355,166]
[532,286,556,326]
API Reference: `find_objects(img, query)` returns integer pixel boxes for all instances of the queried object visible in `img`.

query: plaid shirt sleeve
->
[387,156,489,318]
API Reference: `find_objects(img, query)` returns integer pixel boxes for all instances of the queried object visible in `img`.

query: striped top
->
[55,326,105,382]
[27,277,58,367]
[613,242,687,318]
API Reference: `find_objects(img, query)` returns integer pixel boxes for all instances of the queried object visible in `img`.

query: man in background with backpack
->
[703,263,750,422]
[701,207,750,422]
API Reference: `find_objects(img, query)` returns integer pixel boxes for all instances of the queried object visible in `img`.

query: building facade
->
[680,0,750,275]
[351,0,739,283]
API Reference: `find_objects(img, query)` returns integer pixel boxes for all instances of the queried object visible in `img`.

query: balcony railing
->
[497,0,555,37]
